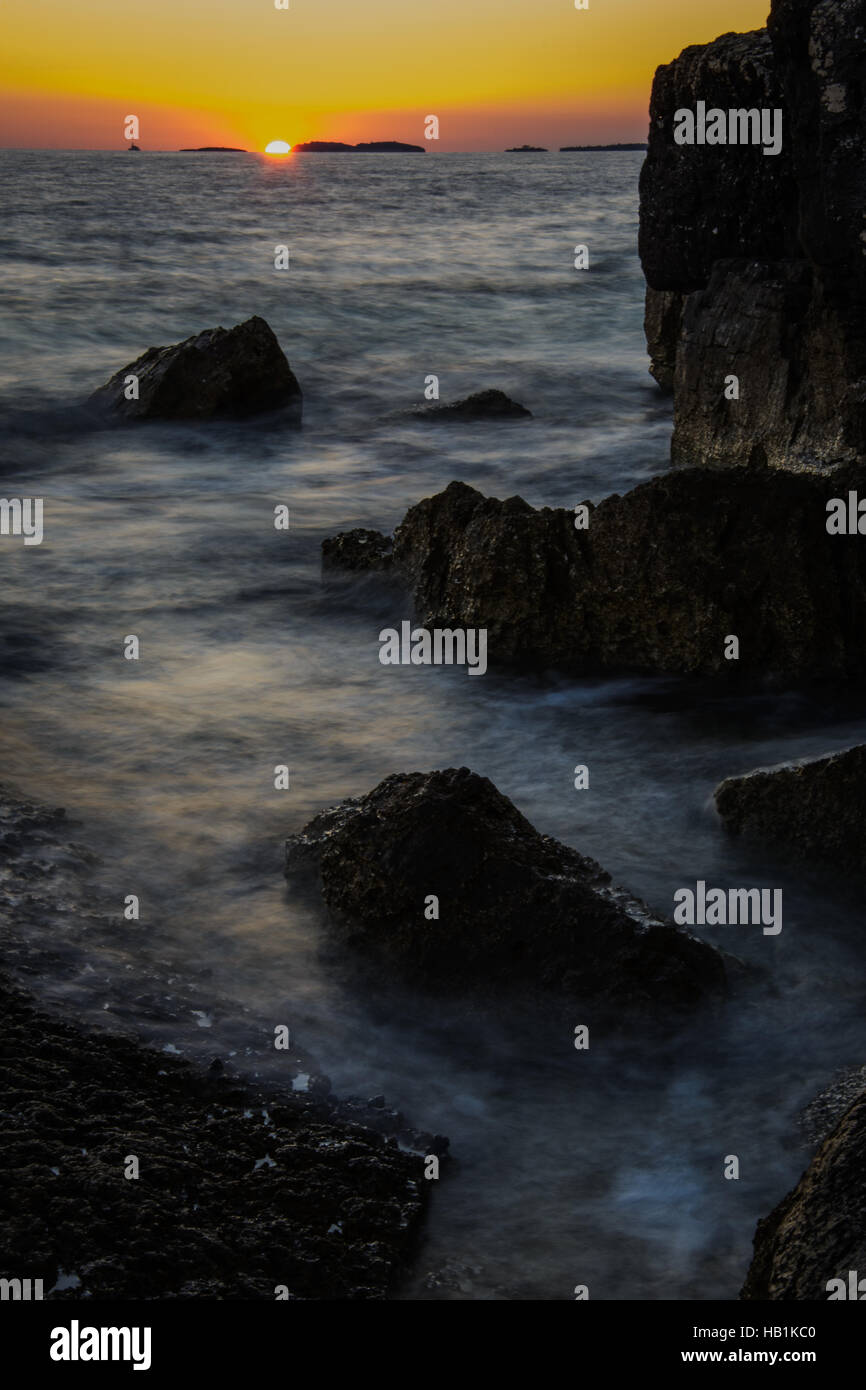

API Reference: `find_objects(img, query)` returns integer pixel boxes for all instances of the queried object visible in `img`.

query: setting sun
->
[265,140,291,155]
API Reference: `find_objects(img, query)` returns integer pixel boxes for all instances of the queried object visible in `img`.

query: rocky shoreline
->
[0,783,443,1300]
[6,0,866,1305]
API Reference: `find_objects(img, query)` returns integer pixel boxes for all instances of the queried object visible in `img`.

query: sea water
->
[1,150,865,1299]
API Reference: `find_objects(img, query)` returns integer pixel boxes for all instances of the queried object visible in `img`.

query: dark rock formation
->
[87,316,302,423]
[324,470,866,680]
[741,1087,866,1300]
[410,389,532,422]
[640,30,798,293]
[506,145,548,152]
[286,767,727,1011]
[715,744,866,875]
[179,146,246,152]
[322,528,393,572]
[639,1,866,471]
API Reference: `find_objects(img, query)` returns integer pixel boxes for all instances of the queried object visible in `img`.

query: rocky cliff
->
[639,0,866,472]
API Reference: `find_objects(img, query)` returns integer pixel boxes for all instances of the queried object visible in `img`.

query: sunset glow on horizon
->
[1,0,771,152]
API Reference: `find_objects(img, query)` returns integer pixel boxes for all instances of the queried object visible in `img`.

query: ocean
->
[1,149,865,1299]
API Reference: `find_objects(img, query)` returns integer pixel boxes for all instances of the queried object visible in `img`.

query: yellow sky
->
[1,0,771,150]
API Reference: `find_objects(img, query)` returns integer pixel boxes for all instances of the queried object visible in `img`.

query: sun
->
[265,140,292,155]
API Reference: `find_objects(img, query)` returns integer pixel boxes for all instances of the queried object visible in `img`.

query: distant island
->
[506,145,548,152]
[179,146,247,152]
[293,141,425,153]
[560,143,647,151]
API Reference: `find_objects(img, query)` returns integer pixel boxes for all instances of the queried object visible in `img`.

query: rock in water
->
[639,1,866,471]
[410,389,532,421]
[286,767,727,1011]
[87,315,303,422]
[715,745,866,876]
[324,471,866,680]
[741,1087,866,1299]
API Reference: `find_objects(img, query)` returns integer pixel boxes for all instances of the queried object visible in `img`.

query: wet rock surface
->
[410,389,532,421]
[324,471,866,680]
[0,973,429,1299]
[741,1087,866,1300]
[639,0,866,471]
[715,744,866,875]
[285,766,727,1012]
[86,315,303,422]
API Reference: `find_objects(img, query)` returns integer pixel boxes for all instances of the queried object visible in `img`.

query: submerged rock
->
[410,389,532,422]
[715,745,866,876]
[639,2,866,471]
[324,470,866,680]
[87,315,302,422]
[741,1087,866,1300]
[285,767,727,1012]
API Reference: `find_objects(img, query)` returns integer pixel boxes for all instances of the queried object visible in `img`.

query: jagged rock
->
[671,259,831,470]
[285,766,727,1011]
[410,389,532,422]
[741,1087,866,1299]
[715,745,866,875]
[87,316,302,422]
[322,529,393,572]
[325,471,866,679]
[639,1,866,470]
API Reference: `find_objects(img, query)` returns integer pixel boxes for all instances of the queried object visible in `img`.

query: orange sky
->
[1,0,771,151]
